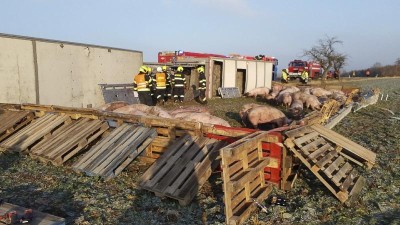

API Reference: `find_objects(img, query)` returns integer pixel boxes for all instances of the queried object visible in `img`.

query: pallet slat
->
[139,135,226,205]
[73,124,156,180]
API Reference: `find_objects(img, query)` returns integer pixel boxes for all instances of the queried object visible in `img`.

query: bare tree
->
[372,62,382,68]
[303,36,347,79]
[395,58,400,66]
[333,54,348,73]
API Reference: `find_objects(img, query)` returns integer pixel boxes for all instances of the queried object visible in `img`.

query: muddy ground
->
[0,78,399,225]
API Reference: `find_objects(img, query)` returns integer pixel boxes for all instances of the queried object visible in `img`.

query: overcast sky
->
[1,0,399,71]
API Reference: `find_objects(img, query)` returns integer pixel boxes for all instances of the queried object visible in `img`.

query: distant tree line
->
[341,58,400,77]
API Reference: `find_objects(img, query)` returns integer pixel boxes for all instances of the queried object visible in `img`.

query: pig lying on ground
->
[276,92,292,109]
[266,84,284,99]
[239,103,262,125]
[305,95,321,110]
[310,87,332,97]
[168,106,210,116]
[297,93,321,110]
[242,105,290,129]
[113,106,148,116]
[244,87,271,98]
[97,101,129,111]
[151,106,172,118]
[114,104,152,114]
[178,112,231,127]
[113,104,172,118]
[289,99,304,116]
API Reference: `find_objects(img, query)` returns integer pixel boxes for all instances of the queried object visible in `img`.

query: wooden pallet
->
[29,117,109,166]
[0,110,34,142]
[0,114,70,153]
[139,135,226,206]
[284,125,369,203]
[0,202,65,225]
[73,124,156,180]
[221,131,279,225]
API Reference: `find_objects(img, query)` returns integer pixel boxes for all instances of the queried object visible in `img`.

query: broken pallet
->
[29,117,109,165]
[284,125,367,203]
[139,135,226,206]
[73,124,156,180]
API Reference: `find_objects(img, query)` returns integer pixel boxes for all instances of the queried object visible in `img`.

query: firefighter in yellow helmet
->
[301,69,309,84]
[133,65,153,105]
[197,66,207,102]
[172,66,186,102]
[154,66,167,104]
[281,69,289,83]
[162,65,172,101]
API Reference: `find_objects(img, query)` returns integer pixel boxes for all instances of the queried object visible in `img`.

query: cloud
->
[191,0,257,17]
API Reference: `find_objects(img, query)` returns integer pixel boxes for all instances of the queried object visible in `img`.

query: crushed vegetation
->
[1,78,400,225]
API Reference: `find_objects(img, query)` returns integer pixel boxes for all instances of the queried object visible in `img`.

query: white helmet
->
[157,67,162,72]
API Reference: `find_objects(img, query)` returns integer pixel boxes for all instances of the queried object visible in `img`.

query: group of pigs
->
[97,85,347,130]
[97,102,231,127]
[241,85,347,128]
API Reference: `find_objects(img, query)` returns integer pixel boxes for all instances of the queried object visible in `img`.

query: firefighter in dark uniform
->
[162,65,172,101]
[172,66,186,103]
[133,66,153,106]
[155,66,167,104]
[197,66,207,102]
[147,66,157,106]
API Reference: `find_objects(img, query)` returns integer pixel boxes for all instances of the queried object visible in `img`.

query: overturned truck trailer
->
[0,33,142,108]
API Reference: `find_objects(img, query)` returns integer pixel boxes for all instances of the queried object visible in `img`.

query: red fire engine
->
[287,60,322,80]
[158,51,228,63]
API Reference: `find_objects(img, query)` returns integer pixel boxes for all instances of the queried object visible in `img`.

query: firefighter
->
[281,69,289,83]
[162,65,172,101]
[172,66,186,103]
[147,66,156,105]
[197,66,207,102]
[133,66,153,106]
[301,70,309,84]
[154,67,167,104]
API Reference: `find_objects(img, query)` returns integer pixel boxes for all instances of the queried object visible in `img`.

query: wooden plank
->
[0,110,33,142]
[323,156,345,178]
[228,159,270,193]
[293,131,319,147]
[284,125,313,138]
[287,145,349,203]
[0,202,65,225]
[316,150,338,168]
[172,141,226,204]
[325,105,352,129]
[0,114,69,152]
[349,176,365,196]
[309,143,332,161]
[311,124,376,166]
[139,135,196,188]
[332,162,352,185]
[340,169,357,192]
[301,137,326,153]
[93,127,153,175]
[73,124,133,171]
[151,137,209,193]
[31,119,109,165]
[104,130,157,180]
